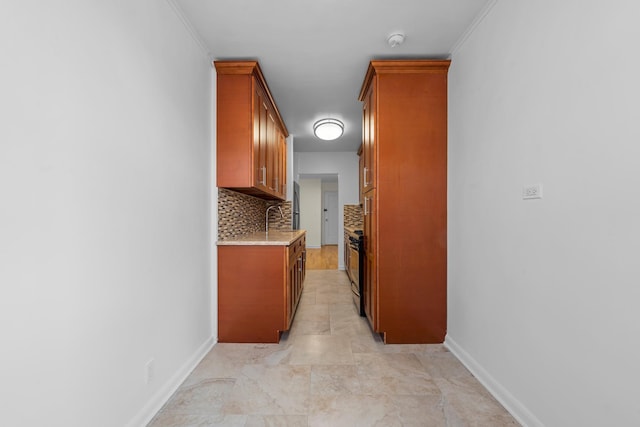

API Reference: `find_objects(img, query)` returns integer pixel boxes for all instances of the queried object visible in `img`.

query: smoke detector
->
[387,33,405,48]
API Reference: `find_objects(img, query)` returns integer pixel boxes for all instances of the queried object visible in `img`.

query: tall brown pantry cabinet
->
[358,60,450,344]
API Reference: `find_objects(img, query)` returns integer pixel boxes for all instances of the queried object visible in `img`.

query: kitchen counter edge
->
[217,230,306,246]
[344,226,363,234]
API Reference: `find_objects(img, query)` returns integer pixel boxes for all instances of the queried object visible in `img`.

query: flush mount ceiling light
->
[387,33,405,48]
[313,118,344,141]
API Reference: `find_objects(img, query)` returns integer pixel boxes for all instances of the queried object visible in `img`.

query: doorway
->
[298,174,339,270]
[323,190,338,245]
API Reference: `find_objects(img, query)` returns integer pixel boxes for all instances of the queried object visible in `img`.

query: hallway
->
[305,245,339,270]
[148,270,518,426]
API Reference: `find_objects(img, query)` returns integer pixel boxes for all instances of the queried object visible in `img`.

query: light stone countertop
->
[344,226,363,234]
[217,230,306,246]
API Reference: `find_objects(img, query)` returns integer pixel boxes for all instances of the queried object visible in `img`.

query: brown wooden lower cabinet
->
[363,190,377,331]
[218,234,305,343]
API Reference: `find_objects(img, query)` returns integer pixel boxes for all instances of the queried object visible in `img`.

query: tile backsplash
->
[218,188,292,240]
[267,200,293,231]
[344,204,363,229]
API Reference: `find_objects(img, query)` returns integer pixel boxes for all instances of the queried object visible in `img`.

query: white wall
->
[0,2,214,426]
[447,1,640,426]
[286,135,295,201]
[295,152,359,269]
[299,179,323,247]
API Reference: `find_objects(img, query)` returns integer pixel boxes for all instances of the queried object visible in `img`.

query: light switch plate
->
[523,183,543,200]
[145,359,155,384]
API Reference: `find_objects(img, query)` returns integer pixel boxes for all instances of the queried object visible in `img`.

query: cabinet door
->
[296,250,304,301]
[358,145,364,206]
[287,248,297,327]
[273,125,280,196]
[266,111,277,192]
[286,237,306,328]
[252,83,262,188]
[344,232,350,273]
[218,245,287,343]
[363,190,377,330]
[362,89,369,192]
[362,77,376,192]
[301,247,306,284]
[278,131,287,198]
[271,125,285,198]
[257,86,269,190]
[256,83,284,199]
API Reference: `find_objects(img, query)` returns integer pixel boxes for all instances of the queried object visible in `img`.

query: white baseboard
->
[126,337,216,427]
[444,335,544,427]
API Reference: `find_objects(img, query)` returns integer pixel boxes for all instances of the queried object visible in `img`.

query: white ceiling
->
[175,0,491,152]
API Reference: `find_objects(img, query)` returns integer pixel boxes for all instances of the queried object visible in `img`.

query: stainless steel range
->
[346,229,365,316]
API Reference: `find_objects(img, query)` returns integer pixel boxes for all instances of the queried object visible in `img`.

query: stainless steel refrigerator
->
[293,181,300,230]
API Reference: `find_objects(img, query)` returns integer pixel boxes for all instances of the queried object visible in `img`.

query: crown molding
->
[165,0,213,64]
[449,0,498,56]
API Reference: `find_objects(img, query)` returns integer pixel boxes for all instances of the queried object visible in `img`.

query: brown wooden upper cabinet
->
[215,61,288,200]
[361,78,376,194]
[357,143,364,206]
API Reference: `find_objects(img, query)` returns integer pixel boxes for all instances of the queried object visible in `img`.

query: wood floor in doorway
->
[306,245,338,270]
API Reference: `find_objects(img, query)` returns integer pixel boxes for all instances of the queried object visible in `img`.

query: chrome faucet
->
[265,204,284,233]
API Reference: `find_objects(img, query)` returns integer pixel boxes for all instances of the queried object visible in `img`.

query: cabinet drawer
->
[289,235,305,255]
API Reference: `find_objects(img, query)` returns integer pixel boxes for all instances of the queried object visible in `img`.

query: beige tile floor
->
[148,270,519,427]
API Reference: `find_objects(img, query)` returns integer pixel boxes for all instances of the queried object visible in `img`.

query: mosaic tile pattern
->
[218,189,266,240]
[267,200,293,231]
[343,204,363,229]
[218,189,293,240]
